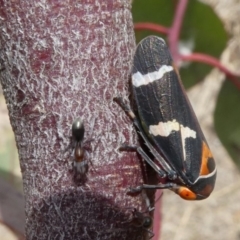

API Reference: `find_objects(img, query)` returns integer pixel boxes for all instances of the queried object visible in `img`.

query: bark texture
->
[0,1,153,239]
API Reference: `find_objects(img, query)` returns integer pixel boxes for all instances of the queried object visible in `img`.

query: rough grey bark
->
[0,1,154,239]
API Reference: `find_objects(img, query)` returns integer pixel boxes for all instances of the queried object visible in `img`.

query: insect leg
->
[114,97,177,180]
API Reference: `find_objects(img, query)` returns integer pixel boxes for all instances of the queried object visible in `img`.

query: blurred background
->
[1,0,240,239]
[132,0,240,239]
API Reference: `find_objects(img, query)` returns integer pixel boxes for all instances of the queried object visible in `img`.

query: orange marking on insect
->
[177,187,197,200]
[200,142,213,176]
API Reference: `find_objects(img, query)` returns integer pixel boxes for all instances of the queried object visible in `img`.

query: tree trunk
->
[0,1,154,239]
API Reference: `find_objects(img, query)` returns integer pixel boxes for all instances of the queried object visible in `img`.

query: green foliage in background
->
[215,81,240,169]
[132,0,228,88]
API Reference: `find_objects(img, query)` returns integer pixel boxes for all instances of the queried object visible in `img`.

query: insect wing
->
[131,36,214,184]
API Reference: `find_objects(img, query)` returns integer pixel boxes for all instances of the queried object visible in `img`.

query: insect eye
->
[142,217,152,228]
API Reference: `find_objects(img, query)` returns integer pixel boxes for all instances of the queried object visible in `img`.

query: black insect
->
[72,118,88,178]
[115,36,217,200]
[124,208,154,239]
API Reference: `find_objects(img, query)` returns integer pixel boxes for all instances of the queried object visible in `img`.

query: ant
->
[71,118,89,179]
